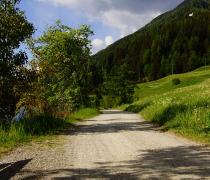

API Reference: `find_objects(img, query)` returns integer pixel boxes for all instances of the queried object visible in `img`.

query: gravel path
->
[1,110,210,179]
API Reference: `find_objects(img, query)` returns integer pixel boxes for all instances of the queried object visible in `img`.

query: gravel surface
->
[1,110,210,179]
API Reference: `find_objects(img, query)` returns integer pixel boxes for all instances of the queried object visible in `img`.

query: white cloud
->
[38,0,81,7]
[92,38,104,48]
[91,35,114,54]
[105,36,113,46]
[37,0,183,51]
[91,38,105,54]
[101,9,161,37]
[37,0,164,37]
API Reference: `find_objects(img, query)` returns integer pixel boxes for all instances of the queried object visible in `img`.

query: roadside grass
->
[123,66,210,144]
[70,108,100,121]
[0,108,99,156]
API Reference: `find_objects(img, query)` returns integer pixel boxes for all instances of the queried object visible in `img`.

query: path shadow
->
[134,145,210,177]
[21,168,139,180]
[70,121,159,135]
[17,146,210,179]
[58,110,160,136]
[0,158,32,179]
[0,163,11,170]
[101,110,133,114]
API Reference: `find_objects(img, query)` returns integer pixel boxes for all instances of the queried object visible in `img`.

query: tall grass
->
[123,67,210,143]
[0,123,29,154]
[0,108,99,155]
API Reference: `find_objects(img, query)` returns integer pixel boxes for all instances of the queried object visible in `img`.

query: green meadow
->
[123,66,210,143]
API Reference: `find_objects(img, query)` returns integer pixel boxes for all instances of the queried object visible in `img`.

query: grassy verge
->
[122,67,210,144]
[0,108,99,156]
[70,108,100,121]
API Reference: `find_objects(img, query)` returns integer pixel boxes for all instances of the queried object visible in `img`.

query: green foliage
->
[0,0,34,122]
[160,56,170,77]
[28,21,93,113]
[172,78,181,85]
[99,63,135,107]
[87,95,99,108]
[124,66,210,143]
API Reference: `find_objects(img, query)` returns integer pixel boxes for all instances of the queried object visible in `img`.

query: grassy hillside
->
[123,66,210,143]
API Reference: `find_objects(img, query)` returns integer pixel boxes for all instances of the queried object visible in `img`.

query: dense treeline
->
[93,0,210,83]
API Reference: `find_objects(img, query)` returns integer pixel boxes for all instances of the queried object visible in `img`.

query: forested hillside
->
[93,0,210,83]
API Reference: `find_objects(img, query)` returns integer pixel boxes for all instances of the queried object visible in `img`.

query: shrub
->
[172,78,181,85]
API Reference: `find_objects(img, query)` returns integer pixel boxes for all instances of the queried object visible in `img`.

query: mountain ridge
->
[96,0,210,53]
[92,0,210,87]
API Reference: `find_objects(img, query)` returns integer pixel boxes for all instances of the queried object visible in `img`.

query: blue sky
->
[19,0,184,54]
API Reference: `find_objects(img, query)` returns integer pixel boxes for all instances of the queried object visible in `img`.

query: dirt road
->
[1,110,210,179]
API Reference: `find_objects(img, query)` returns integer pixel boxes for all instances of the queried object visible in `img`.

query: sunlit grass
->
[71,108,100,120]
[134,66,210,100]
[123,66,210,144]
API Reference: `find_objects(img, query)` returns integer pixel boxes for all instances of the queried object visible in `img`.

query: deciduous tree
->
[30,21,93,112]
[0,0,34,121]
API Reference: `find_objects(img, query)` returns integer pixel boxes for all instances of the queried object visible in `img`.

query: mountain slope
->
[93,0,210,83]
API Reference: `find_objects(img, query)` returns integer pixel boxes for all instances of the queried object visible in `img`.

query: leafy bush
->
[172,78,181,85]
[29,21,93,113]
